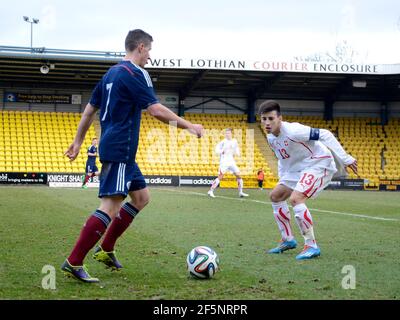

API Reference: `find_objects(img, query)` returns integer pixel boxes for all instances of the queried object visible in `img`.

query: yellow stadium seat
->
[3,111,398,185]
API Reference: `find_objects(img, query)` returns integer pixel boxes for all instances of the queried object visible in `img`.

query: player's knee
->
[289,196,303,207]
[131,194,150,211]
[141,195,150,208]
[99,201,123,219]
[269,190,284,202]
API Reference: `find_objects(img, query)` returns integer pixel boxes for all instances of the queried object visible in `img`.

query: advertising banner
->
[48,174,99,187]
[327,179,365,190]
[144,176,180,186]
[379,179,400,191]
[0,172,47,184]
[4,92,72,104]
[179,176,215,186]
[48,174,180,188]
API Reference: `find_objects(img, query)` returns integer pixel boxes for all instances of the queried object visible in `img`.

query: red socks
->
[83,175,90,184]
[67,203,139,265]
[101,203,139,252]
[68,210,111,266]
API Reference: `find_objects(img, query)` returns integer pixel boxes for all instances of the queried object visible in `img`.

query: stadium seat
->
[135,112,274,187]
[0,110,98,174]
[2,110,398,184]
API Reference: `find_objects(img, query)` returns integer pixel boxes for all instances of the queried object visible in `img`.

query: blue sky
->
[1,0,399,63]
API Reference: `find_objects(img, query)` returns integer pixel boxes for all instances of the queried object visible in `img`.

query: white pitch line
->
[157,188,399,222]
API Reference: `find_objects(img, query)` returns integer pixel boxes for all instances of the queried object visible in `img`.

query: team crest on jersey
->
[284,140,289,146]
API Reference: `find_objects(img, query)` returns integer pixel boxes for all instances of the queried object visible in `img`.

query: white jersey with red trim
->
[215,138,240,166]
[267,121,337,176]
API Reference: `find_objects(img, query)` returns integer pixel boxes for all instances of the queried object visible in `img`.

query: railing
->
[0,45,125,61]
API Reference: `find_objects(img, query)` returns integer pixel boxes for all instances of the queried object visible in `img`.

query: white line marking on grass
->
[157,188,399,222]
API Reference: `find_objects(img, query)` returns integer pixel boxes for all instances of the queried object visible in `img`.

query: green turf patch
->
[0,186,399,299]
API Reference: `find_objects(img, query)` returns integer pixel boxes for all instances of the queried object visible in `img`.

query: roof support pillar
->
[323,98,334,121]
[380,102,388,126]
[178,91,185,117]
[247,91,256,123]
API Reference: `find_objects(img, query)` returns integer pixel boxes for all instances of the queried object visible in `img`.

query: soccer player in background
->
[62,29,204,282]
[208,128,249,198]
[259,100,357,260]
[81,138,99,189]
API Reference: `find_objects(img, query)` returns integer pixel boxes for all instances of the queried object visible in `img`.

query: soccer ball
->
[186,246,219,279]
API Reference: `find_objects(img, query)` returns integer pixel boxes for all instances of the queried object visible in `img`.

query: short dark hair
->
[258,100,281,116]
[125,29,153,52]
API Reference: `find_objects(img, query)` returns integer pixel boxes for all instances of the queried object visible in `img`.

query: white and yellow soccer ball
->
[186,246,219,279]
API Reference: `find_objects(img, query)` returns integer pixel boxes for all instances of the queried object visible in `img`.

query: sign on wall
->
[146,58,399,75]
[0,172,47,184]
[4,92,76,104]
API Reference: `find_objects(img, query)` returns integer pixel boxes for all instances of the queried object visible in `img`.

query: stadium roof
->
[1,46,399,102]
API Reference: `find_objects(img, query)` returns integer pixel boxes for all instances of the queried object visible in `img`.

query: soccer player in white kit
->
[208,128,249,198]
[259,100,358,260]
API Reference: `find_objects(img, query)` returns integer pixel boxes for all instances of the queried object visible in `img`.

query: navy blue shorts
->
[85,163,99,174]
[98,162,147,198]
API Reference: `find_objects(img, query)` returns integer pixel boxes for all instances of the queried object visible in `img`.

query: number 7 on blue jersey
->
[101,82,113,121]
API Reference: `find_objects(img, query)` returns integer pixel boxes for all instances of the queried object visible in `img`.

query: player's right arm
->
[65,103,98,161]
[266,137,283,177]
[65,81,101,161]
[147,103,204,138]
[277,160,284,178]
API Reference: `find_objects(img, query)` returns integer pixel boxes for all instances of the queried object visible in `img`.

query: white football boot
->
[207,190,216,198]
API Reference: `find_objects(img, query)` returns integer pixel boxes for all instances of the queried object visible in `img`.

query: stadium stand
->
[0,110,98,173]
[1,110,399,188]
[137,112,274,187]
[383,118,400,180]
[0,110,272,186]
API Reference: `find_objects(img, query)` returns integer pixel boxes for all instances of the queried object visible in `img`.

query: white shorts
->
[219,163,240,175]
[279,167,335,199]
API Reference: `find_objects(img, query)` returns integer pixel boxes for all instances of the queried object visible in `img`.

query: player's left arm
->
[131,73,204,138]
[65,103,98,161]
[313,128,358,174]
[148,103,204,138]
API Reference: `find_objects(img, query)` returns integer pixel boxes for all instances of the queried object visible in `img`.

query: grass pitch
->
[0,186,399,300]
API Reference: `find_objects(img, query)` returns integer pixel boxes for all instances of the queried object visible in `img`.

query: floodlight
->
[40,65,49,74]
[352,80,367,88]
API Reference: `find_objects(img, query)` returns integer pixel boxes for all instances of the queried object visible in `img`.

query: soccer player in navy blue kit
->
[61,29,204,282]
[82,138,99,189]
